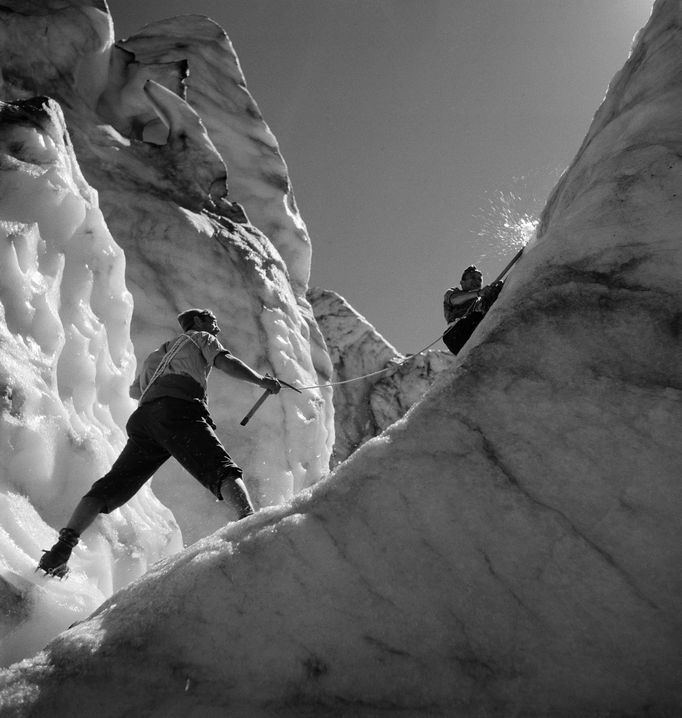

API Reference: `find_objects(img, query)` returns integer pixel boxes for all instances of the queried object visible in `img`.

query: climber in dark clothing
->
[38,308,281,578]
[442,265,503,355]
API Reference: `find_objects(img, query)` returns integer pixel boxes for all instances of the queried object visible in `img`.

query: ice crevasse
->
[0,0,681,716]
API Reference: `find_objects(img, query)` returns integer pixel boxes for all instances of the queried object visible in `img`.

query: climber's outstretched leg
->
[36,427,166,579]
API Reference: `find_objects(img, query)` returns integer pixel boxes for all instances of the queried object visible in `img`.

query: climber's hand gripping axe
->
[240,376,301,426]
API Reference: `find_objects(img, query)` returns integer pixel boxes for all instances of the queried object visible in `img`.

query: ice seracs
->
[140,78,229,210]
[110,15,314,294]
[0,0,114,106]
[0,0,334,664]
[0,96,181,665]
[2,0,681,716]
[309,286,455,464]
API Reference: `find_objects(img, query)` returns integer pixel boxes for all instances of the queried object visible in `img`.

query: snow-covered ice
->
[0,97,181,665]
[1,0,681,716]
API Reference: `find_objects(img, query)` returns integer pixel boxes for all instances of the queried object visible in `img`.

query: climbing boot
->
[217,477,255,520]
[37,528,79,578]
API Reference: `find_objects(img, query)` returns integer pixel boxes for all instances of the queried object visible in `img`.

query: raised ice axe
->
[240,376,302,426]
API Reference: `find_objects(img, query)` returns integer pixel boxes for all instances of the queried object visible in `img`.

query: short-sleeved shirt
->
[443,282,504,324]
[443,288,480,323]
[131,331,231,405]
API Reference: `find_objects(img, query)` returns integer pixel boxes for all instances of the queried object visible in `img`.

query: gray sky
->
[107,0,654,352]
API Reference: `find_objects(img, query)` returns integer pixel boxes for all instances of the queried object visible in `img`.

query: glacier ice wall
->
[104,15,314,294]
[0,1,334,548]
[309,286,455,464]
[0,0,679,716]
[0,0,335,663]
[0,97,181,666]
[76,14,335,536]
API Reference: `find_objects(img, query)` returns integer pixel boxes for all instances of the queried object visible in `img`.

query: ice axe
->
[492,246,524,284]
[240,376,301,426]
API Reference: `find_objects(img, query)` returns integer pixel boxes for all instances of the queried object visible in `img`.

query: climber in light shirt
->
[37,308,281,578]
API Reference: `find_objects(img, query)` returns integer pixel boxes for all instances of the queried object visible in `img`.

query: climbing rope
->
[295,333,450,391]
[295,246,525,392]
[241,248,525,423]
[139,333,200,400]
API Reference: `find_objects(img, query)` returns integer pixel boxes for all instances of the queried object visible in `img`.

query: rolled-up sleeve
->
[195,333,231,366]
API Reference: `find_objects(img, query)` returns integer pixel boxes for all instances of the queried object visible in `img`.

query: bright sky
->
[106,0,654,353]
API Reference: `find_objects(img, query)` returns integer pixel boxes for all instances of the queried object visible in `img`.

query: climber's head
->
[177,308,220,335]
[460,266,483,292]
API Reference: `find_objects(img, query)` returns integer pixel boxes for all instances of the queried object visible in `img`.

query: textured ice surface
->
[71,13,335,534]
[0,0,334,665]
[1,1,681,717]
[309,286,455,464]
[0,98,181,666]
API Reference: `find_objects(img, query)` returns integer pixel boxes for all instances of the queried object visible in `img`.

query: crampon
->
[36,528,79,579]
[36,552,70,579]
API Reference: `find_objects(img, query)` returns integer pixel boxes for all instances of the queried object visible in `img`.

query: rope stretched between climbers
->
[295,246,524,392]
[295,333,449,391]
[240,248,524,424]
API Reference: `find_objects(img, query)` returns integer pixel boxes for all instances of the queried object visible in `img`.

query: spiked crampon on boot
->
[37,528,79,578]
